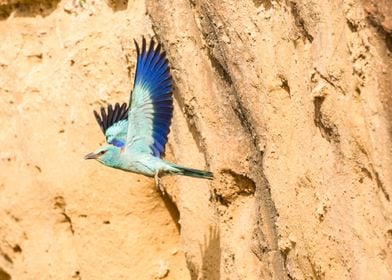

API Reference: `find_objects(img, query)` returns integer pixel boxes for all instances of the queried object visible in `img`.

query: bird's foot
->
[155,171,165,195]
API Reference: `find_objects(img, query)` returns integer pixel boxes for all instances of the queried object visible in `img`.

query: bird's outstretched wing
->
[94,102,129,147]
[125,37,173,157]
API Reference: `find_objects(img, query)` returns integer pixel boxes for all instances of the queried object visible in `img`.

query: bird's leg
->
[155,171,165,195]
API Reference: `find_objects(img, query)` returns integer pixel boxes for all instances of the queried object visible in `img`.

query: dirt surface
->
[0,1,188,279]
[0,0,391,279]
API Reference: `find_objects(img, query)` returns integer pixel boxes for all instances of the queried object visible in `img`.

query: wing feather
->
[125,37,173,157]
[93,102,129,147]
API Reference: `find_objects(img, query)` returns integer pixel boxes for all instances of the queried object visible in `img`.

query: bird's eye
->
[99,151,106,155]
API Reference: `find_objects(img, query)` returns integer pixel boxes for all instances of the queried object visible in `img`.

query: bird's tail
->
[170,163,213,180]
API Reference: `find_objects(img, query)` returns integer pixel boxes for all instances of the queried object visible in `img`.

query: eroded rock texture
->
[0,0,391,279]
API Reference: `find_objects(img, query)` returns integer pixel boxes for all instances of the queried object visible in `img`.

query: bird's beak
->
[84,152,98,160]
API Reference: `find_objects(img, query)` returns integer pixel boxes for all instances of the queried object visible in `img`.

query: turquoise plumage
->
[85,37,213,187]
[94,102,129,147]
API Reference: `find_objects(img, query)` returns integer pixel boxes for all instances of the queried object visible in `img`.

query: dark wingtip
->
[100,107,107,131]
[142,36,146,54]
[155,42,162,55]
[148,39,155,54]
[94,102,129,136]
[119,102,128,119]
[93,110,104,133]
[112,103,120,124]
[134,39,140,56]
[107,104,114,127]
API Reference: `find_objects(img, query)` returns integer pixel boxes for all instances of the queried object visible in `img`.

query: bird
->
[85,37,213,190]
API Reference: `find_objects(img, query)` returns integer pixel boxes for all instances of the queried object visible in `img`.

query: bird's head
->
[84,145,121,167]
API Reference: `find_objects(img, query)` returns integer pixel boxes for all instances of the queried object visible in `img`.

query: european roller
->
[85,37,213,189]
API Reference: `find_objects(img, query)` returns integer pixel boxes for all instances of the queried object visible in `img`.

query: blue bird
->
[85,37,213,189]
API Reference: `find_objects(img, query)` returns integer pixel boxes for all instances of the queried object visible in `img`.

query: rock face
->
[0,0,391,279]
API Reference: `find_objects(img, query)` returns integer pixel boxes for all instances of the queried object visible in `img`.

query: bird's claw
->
[155,171,165,195]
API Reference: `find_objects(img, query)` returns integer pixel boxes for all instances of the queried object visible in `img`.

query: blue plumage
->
[94,103,129,148]
[129,37,173,157]
[110,139,125,147]
[93,38,173,156]
[86,37,213,184]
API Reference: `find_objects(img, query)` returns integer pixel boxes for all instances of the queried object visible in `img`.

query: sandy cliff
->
[0,0,391,279]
